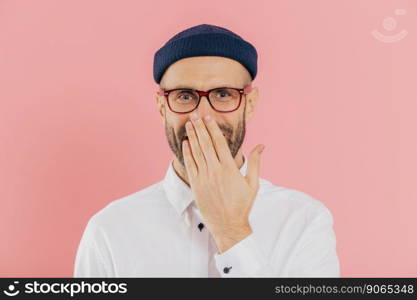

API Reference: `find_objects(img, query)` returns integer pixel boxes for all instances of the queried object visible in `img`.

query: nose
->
[193,95,214,117]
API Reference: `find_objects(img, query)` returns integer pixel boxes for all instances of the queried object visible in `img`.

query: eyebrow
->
[164,84,242,90]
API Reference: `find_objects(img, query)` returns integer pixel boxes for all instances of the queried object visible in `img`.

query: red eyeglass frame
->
[157,84,253,114]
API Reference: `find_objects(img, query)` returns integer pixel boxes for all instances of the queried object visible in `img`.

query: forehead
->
[160,56,251,90]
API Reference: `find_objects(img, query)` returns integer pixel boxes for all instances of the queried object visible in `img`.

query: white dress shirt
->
[74,154,340,277]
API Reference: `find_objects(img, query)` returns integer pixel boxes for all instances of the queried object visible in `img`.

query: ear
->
[156,93,165,122]
[245,86,259,124]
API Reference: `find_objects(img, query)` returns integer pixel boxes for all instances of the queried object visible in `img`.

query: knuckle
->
[201,140,210,150]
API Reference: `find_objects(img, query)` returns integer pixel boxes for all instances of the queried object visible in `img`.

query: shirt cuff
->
[213,233,269,277]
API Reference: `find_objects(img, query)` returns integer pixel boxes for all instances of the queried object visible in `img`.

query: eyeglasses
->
[157,84,252,113]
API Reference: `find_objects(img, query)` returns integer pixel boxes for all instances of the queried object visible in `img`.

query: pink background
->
[1,0,416,277]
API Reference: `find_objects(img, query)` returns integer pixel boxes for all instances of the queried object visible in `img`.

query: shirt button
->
[223,266,232,274]
[198,223,204,231]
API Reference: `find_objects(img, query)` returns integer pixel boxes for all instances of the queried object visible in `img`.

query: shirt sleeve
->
[213,205,340,277]
[214,233,276,277]
[285,205,340,277]
[73,217,114,277]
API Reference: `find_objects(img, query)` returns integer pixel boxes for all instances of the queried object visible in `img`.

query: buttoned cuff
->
[213,233,269,277]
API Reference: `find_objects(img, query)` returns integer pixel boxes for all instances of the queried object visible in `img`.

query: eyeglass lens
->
[168,88,240,112]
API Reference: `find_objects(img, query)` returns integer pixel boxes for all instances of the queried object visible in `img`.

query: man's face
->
[156,56,257,168]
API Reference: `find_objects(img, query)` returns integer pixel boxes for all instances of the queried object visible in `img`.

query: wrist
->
[213,223,252,254]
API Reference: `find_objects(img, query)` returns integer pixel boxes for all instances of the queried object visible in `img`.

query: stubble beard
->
[165,111,246,169]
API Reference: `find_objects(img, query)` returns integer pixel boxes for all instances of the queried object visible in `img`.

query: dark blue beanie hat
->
[153,24,258,84]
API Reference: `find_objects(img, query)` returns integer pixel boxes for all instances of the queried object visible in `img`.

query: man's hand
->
[182,111,265,253]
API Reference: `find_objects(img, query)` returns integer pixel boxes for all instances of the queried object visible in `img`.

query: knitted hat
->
[153,24,258,84]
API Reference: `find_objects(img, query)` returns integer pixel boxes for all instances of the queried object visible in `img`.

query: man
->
[74,24,340,277]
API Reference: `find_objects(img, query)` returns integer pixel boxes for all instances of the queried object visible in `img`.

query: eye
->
[215,90,230,97]
[177,91,196,100]
[180,93,191,99]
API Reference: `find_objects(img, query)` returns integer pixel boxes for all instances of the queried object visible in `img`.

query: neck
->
[172,149,244,188]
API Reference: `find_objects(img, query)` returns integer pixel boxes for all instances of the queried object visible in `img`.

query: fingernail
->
[204,115,212,121]
[259,145,265,154]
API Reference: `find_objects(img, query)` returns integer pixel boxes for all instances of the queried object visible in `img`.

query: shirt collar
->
[162,154,249,217]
